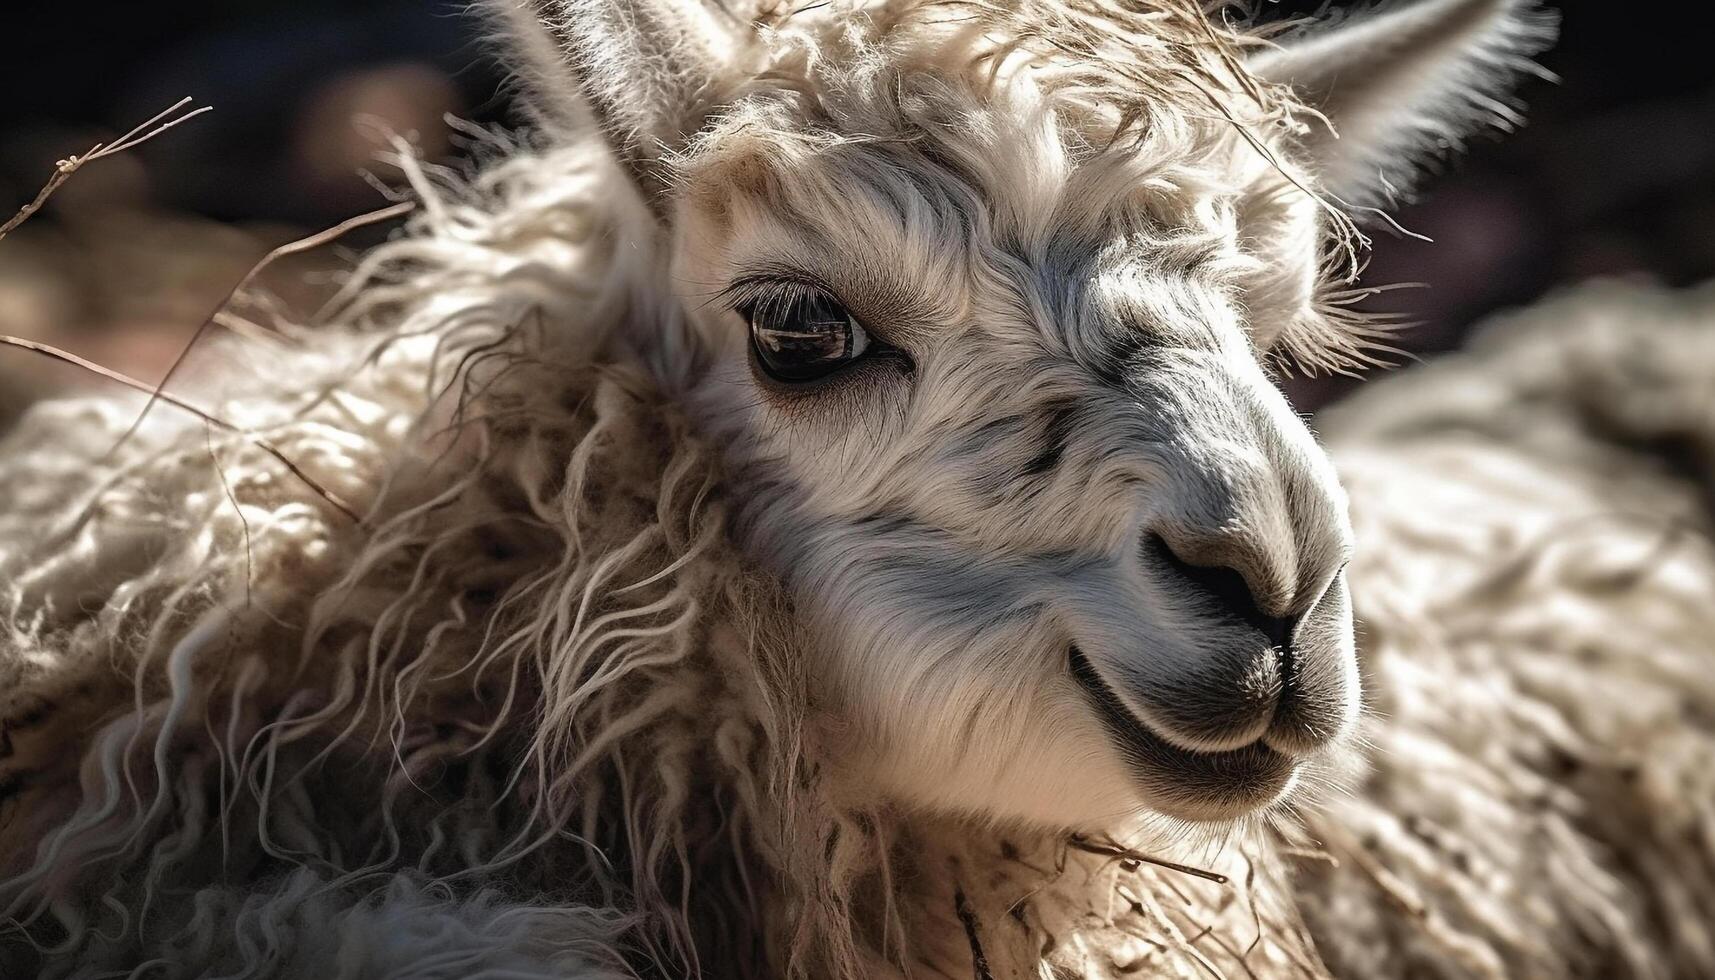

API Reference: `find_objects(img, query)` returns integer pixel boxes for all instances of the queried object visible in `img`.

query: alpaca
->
[6,0,1710,977]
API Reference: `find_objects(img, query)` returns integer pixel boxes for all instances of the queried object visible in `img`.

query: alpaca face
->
[500,0,1555,826]
[668,76,1357,825]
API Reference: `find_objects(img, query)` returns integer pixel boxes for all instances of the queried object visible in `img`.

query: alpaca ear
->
[1250,0,1557,208]
[488,0,754,203]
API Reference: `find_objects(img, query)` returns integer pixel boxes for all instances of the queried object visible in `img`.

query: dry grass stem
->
[0,97,212,242]
[0,95,395,527]
[1068,834,1231,885]
[0,334,360,522]
[105,200,417,460]
[952,887,997,980]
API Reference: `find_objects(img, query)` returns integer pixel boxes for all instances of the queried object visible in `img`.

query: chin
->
[853,697,1318,832]
[1067,648,1311,823]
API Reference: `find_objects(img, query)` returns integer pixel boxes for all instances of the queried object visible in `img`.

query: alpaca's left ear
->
[1251,0,1558,208]
[487,0,757,205]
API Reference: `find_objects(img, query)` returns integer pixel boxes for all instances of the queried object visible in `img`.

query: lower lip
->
[1068,648,1298,821]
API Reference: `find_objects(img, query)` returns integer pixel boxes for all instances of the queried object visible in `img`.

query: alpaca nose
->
[1126,383,1355,752]
[1132,526,1351,756]
[1081,347,1358,757]
[1148,532,1297,649]
[1141,393,1350,629]
[1131,469,1357,746]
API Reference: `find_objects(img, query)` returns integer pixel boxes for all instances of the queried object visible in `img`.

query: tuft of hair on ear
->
[480,0,754,208]
[1250,0,1559,211]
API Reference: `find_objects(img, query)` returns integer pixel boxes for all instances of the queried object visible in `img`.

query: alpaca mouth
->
[1068,647,1298,821]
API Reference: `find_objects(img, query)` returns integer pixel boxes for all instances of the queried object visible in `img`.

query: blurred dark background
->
[1,1,1712,423]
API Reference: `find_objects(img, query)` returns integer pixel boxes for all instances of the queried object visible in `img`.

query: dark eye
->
[743,287,871,383]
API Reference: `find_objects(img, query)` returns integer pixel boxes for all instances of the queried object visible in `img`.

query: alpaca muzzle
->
[1065,353,1361,819]
[1066,564,1357,822]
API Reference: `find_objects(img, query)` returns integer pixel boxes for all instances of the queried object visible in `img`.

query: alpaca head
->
[494,0,1554,826]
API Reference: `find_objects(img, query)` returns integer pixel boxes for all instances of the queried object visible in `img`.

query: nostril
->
[1145,533,1296,648]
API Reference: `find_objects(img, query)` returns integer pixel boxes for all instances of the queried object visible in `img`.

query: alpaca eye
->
[744,289,871,383]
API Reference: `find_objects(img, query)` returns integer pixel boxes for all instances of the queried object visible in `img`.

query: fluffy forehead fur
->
[662,0,1361,370]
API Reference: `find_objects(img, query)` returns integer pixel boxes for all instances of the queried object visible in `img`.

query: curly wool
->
[0,138,1316,979]
[0,134,1712,978]
[0,140,793,977]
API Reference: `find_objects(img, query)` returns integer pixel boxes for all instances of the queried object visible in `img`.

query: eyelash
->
[719,272,837,320]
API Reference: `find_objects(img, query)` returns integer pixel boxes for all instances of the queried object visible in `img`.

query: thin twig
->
[1180,921,1229,980]
[206,421,255,606]
[1068,834,1230,885]
[0,97,211,242]
[952,886,996,980]
[104,199,416,462]
[0,335,360,522]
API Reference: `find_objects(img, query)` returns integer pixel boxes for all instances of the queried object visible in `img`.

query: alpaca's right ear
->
[488,0,755,204]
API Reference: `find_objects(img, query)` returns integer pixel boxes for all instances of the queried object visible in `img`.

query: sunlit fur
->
[19,2,1710,980]
[671,87,1367,825]
[0,137,1324,979]
[511,0,1557,830]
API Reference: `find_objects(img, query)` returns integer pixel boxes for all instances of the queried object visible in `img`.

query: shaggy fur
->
[0,138,1321,978]
[3,1,1710,977]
